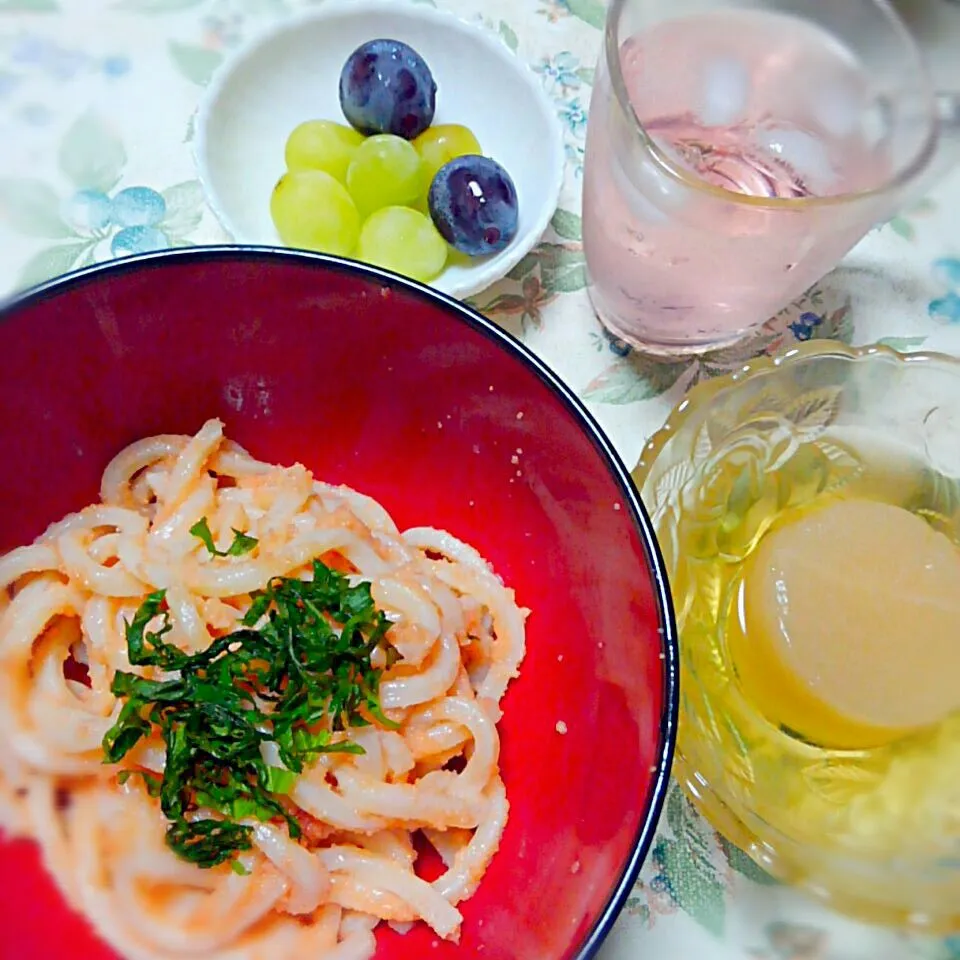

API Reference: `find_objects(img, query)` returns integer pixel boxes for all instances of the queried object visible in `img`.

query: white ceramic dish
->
[194,1,565,300]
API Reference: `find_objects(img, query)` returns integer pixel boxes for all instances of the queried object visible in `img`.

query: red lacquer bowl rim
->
[0,245,679,960]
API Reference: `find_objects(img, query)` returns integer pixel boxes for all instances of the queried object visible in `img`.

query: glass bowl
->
[633,340,960,934]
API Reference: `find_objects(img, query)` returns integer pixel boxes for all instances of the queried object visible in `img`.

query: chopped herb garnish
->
[263,765,298,795]
[189,517,259,557]
[102,560,396,870]
[117,768,163,798]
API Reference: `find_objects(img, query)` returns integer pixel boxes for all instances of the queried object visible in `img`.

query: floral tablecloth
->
[2,0,960,957]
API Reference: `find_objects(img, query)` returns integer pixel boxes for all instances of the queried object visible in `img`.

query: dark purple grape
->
[428,155,519,257]
[339,39,437,140]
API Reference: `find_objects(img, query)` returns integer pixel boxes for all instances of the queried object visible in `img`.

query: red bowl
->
[0,248,677,960]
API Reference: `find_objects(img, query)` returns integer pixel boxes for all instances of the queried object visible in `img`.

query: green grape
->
[413,123,483,185]
[284,120,365,184]
[356,206,448,282]
[270,170,360,255]
[346,135,423,217]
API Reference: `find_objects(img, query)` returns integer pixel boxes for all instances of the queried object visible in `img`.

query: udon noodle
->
[0,419,527,959]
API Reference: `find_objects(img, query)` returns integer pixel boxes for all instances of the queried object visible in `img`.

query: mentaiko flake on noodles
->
[0,419,528,960]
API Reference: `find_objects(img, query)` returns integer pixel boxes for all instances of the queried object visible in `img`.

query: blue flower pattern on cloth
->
[537,50,582,90]
[787,311,824,342]
[534,51,591,176]
[929,258,960,323]
[0,106,206,288]
[112,187,167,229]
[10,35,87,80]
[557,98,588,139]
[62,189,114,232]
[5,34,130,82]
[103,56,132,78]
[63,186,173,257]
[598,325,633,357]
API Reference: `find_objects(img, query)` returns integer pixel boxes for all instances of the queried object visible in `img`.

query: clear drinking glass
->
[582,0,960,355]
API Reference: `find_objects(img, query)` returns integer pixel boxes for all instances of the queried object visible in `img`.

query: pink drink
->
[583,10,893,353]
